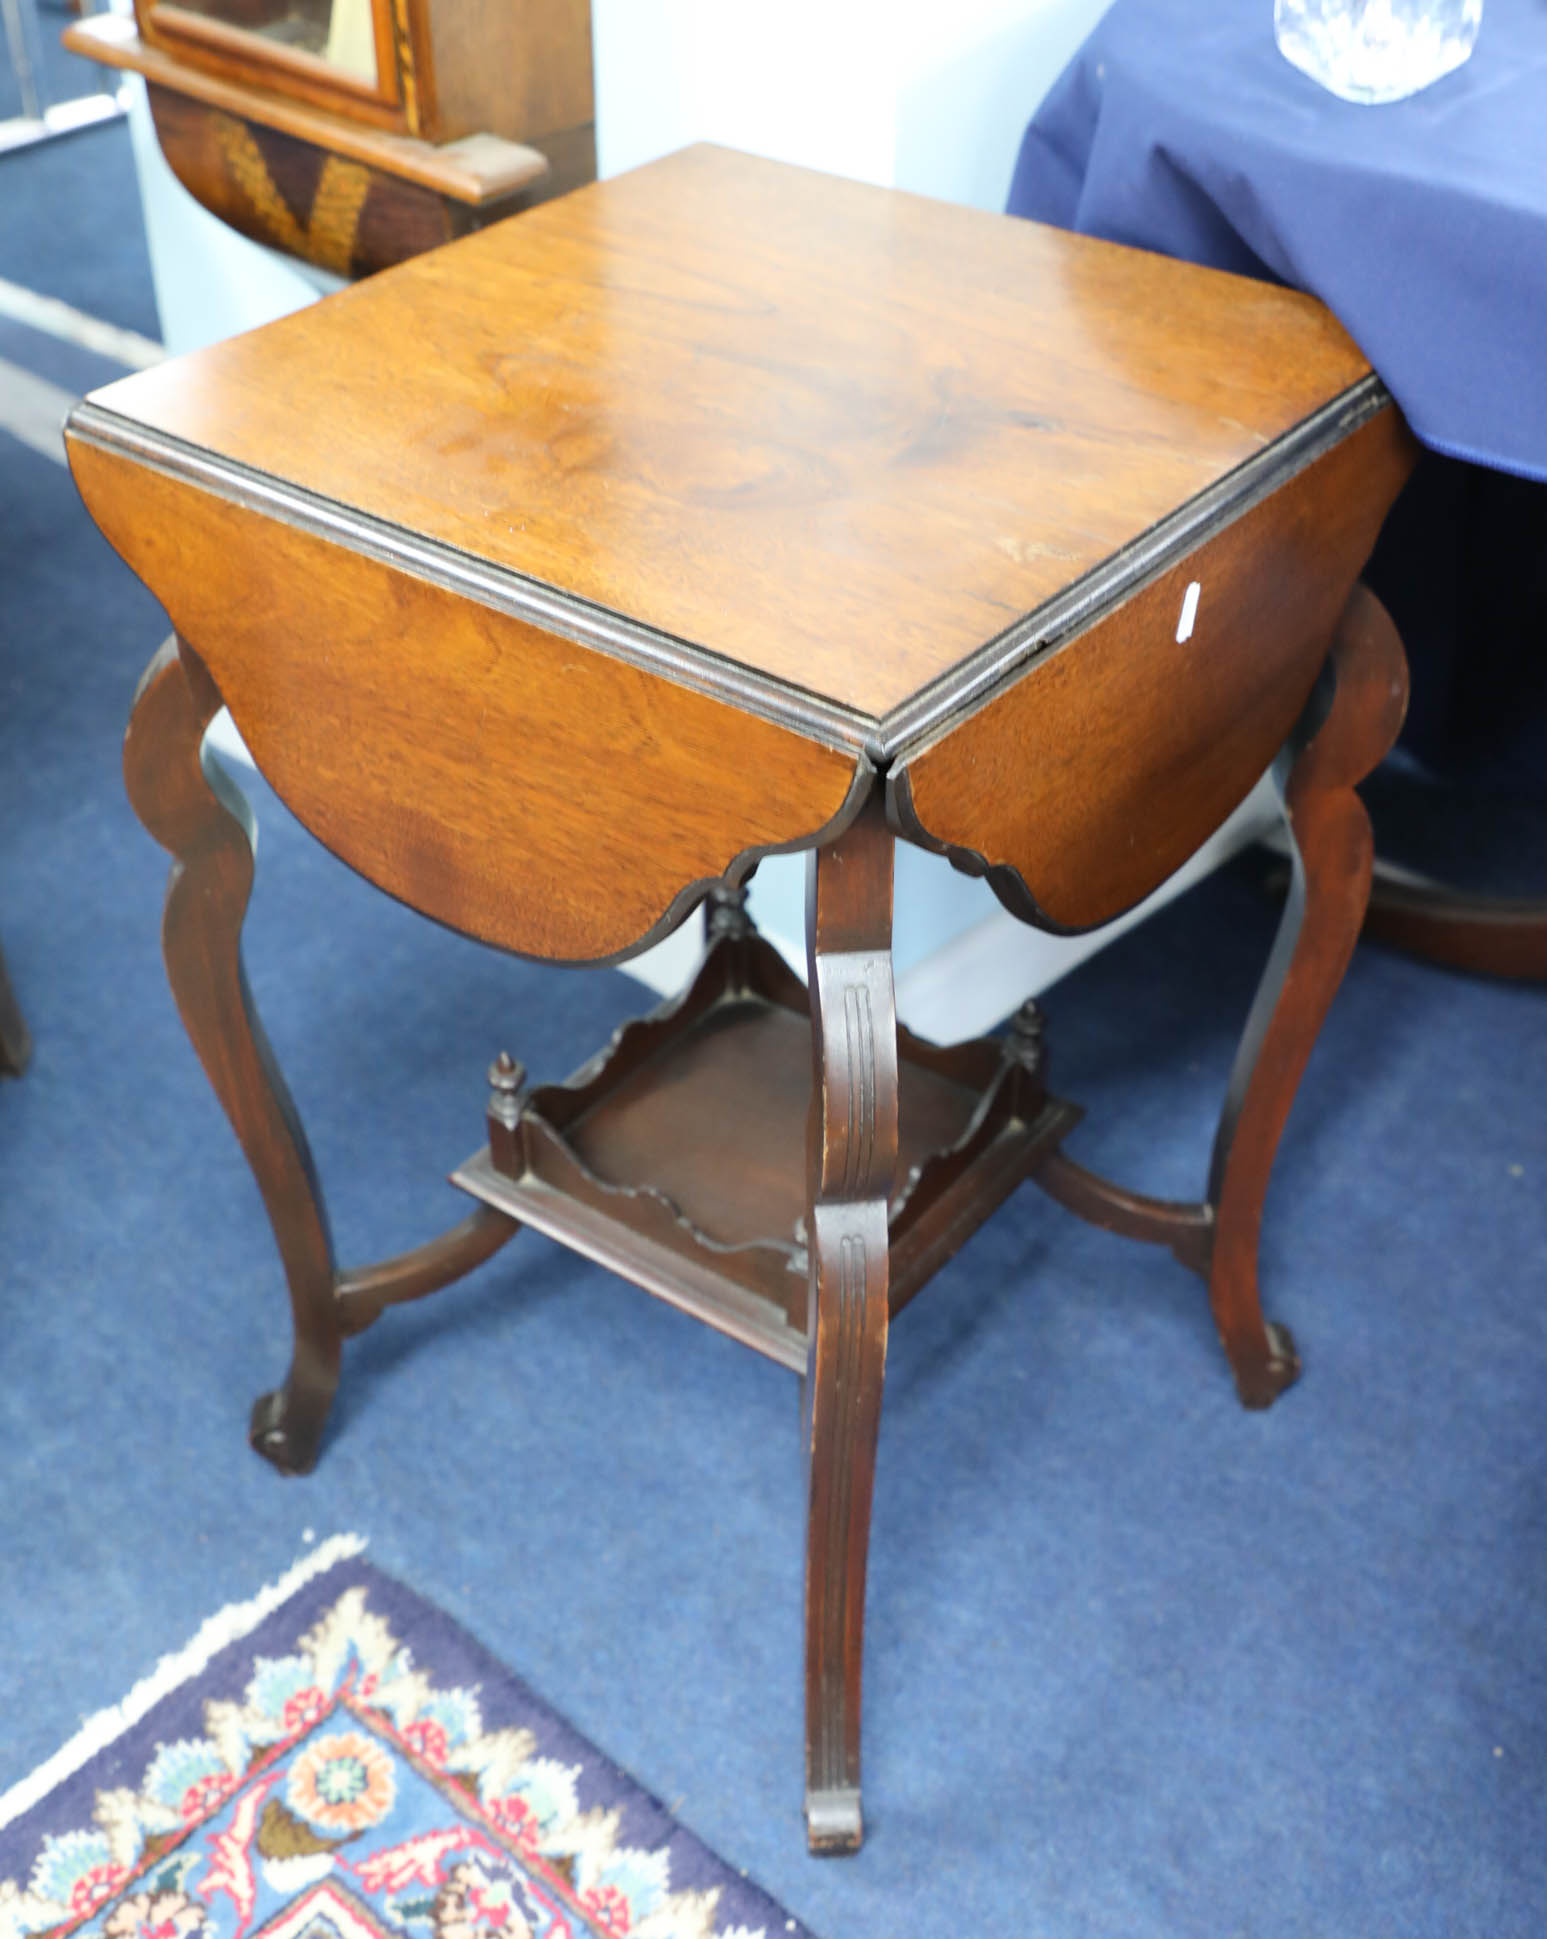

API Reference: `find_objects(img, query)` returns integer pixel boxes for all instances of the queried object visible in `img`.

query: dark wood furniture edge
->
[875,375,1394,759]
[66,404,876,754]
[62,15,548,203]
[1034,1151,1213,1275]
[451,905,1078,1371]
[452,1145,812,1372]
[0,940,31,1076]
[887,762,1070,932]
[524,761,877,970]
[886,399,1413,939]
[1361,869,1547,980]
[69,432,873,965]
[68,382,1394,766]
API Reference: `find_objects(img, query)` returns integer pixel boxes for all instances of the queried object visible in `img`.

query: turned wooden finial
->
[487,1050,527,1126]
[1005,999,1046,1074]
[706,884,755,944]
[486,1051,528,1177]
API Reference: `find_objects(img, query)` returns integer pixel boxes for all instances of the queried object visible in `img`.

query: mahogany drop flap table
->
[66,146,1416,1853]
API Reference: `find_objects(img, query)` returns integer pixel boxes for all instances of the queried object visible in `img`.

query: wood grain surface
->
[420,0,593,149]
[77,144,1376,721]
[892,407,1418,932]
[70,442,862,962]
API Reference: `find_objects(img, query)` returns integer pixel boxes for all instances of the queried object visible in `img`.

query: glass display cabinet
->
[63,0,592,276]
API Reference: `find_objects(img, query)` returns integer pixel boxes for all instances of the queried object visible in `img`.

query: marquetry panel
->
[144,85,538,276]
[62,12,587,268]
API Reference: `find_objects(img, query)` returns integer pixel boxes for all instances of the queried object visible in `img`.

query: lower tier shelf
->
[451,917,1079,1370]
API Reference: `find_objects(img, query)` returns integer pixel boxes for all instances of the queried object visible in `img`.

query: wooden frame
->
[123,0,595,148]
[63,1,591,278]
[133,0,408,132]
[110,583,1409,1849]
[66,148,1425,1853]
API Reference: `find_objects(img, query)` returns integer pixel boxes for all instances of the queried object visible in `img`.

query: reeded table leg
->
[124,635,342,1474]
[1206,585,1409,1405]
[803,794,899,1855]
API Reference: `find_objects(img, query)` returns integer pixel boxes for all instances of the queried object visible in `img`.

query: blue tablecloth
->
[1005,0,1547,791]
[1008,0,1547,483]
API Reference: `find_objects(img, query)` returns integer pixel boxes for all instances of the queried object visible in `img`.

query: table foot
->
[1227,1319,1300,1411]
[1205,584,1408,1403]
[1027,1149,1300,1402]
[803,795,898,1857]
[805,1785,863,1856]
[245,1209,520,1472]
[250,1381,333,1475]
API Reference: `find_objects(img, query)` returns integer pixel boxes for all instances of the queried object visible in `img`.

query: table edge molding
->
[70,374,1390,765]
[66,402,876,756]
[562,755,878,970]
[875,373,1393,760]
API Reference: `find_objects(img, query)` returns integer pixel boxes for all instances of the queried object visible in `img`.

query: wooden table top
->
[75,144,1377,736]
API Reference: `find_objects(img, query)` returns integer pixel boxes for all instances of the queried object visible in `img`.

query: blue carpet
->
[4,119,1547,1939]
[0,114,160,340]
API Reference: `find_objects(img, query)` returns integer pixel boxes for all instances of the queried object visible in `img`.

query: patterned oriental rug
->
[0,1545,808,1939]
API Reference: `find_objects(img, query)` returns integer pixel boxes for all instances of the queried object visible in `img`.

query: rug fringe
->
[0,1533,368,1834]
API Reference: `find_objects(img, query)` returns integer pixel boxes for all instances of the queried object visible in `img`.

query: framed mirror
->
[133,0,405,126]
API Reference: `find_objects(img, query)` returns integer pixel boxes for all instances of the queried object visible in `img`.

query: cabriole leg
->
[803,793,899,1854]
[124,635,341,1474]
[1207,585,1409,1406]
